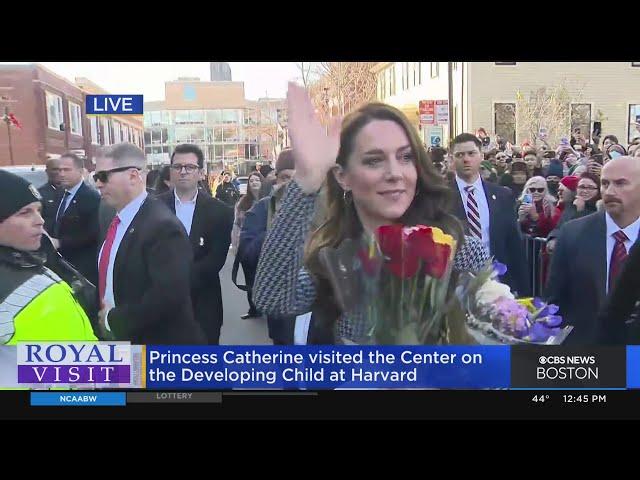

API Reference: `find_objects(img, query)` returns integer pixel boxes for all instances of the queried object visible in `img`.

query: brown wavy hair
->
[304,103,463,315]
[237,171,264,213]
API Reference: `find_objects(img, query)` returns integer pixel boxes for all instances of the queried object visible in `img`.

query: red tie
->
[609,230,629,289]
[98,216,121,303]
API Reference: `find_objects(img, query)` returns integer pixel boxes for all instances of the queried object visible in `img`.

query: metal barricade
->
[522,235,548,298]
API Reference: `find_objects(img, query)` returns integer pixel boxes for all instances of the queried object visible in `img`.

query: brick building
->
[0,64,144,168]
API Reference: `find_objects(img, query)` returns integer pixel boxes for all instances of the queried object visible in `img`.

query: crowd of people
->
[1,82,639,347]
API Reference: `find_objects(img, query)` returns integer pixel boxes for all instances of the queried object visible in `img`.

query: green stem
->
[401,276,405,330]
[417,278,431,333]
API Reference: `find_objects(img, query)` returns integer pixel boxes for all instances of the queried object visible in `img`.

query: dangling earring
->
[343,189,352,205]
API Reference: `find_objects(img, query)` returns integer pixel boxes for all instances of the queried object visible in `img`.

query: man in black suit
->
[94,142,205,344]
[38,157,62,233]
[157,144,233,345]
[48,153,100,286]
[449,133,528,295]
[547,156,640,345]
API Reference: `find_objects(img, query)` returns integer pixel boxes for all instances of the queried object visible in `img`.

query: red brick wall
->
[0,67,41,166]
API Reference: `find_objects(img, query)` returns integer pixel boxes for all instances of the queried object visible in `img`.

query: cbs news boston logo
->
[510,346,626,389]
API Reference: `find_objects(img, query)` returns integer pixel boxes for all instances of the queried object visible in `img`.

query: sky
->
[1,62,302,101]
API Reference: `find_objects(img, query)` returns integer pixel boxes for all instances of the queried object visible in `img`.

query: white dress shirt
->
[99,190,148,330]
[59,179,84,216]
[605,212,640,293]
[174,189,198,236]
[455,174,491,251]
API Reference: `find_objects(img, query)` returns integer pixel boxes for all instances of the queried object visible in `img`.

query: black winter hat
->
[0,170,43,222]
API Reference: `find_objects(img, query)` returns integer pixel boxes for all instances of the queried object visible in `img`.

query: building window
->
[175,127,205,143]
[206,110,223,126]
[68,102,82,136]
[390,65,396,96]
[494,103,516,144]
[90,117,99,145]
[113,121,122,143]
[408,62,414,88]
[495,62,517,66]
[378,71,386,100]
[224,144,239,159]
[149,128,169,145]
[430,62,439,79]
[222,110,239,124]
[149,127,163,144]
[190,110,204,124]
[417,62,422,85]
[402,62,408,91]
[175,110,191,124]
[632,63,640,67]
[102,118,111,145]
[223,126,239,142]
[148,111,163,126]
[629,104,640,143]
[46,92,64,131]
[570,104,592,140]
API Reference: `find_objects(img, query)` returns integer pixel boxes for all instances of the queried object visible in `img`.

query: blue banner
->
[146,346,511,390]
[31,392,126,406]
[86,95,143,115]
[627,346,640,388]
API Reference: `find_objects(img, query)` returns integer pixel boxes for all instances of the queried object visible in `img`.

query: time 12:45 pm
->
[563,394,607,403]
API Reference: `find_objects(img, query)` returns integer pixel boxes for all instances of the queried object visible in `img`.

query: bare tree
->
[245,99,286,163]
[312,62,377,117]
[515,81,586,147]
[295,62,318,89]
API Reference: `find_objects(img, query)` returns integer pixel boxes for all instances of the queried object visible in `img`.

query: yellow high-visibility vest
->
[2,270,97,345]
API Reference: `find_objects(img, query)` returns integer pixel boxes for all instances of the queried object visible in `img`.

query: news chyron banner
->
[4,343,640,390]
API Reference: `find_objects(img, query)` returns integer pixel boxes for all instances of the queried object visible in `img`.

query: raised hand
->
[573,196,586,212]
[287,82,342,194]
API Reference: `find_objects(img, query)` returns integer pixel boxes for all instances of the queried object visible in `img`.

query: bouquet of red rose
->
[319,224,457,344]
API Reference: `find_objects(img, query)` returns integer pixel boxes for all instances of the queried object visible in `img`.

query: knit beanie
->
[560,175,579,192]
[0,170,43,222]
[546,160,564,178]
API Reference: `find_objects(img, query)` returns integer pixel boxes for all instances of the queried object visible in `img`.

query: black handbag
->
[231,254,248,292]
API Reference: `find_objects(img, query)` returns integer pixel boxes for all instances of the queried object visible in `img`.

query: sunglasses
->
[528,188,545,193]
[93,166,141,183]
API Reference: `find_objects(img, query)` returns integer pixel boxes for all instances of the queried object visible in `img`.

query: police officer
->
[0,170,97,344]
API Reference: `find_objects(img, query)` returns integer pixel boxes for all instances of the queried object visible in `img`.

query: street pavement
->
[219,250,272,345]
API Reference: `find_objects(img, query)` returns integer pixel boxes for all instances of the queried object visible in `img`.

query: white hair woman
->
[516,175,559,238]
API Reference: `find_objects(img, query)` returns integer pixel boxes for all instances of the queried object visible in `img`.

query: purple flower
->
[541,315,562,328]
[526,322,562,343]
[532,299,560,319]
[491,298,529,337]
[526,322,554,342]
[493,261,508,277]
